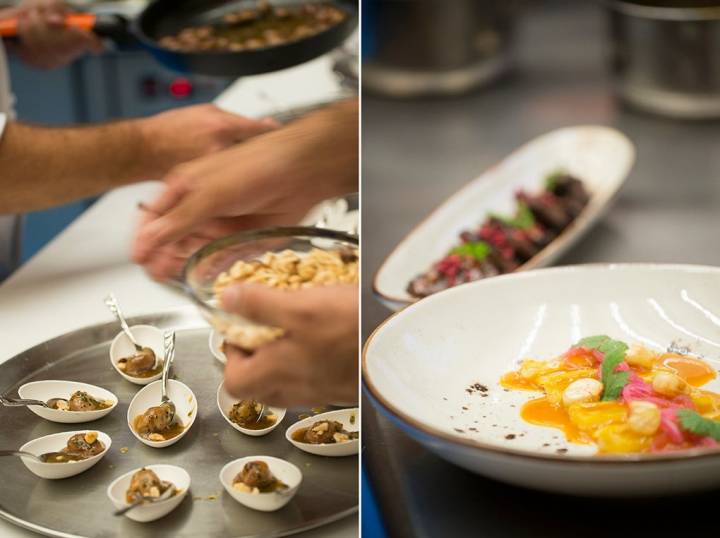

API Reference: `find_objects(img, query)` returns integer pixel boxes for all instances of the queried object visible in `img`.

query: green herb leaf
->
[489,202,536,230]
[449,241,491,262]
[545,169,567,191]
[576,335,611,349]
[678,409,720,441]
[574,335,630,401]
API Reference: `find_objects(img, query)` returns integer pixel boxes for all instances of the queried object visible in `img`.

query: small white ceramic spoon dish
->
[216,383,286,437]
[220,456,301,512]
[109,324,166,385]
[285,408,359,457]
[16,380,117,424]
[127,379,197,448]
[17,430,111,479]
[209,329,226,364]
[107,464,190,522]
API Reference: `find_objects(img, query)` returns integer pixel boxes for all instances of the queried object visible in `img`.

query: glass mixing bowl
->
[182,226,359,349]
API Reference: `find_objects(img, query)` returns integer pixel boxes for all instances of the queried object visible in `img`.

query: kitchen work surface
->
[0,309,357,537]
[0,50,357,538]
[362,2,720,537]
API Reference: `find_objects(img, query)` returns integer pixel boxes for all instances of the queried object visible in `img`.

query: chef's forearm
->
[0,119,158,214]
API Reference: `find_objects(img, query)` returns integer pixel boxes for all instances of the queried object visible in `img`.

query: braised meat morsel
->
[229,400,277,430]
[117,347,160,378]
[48,391,112,411]
[133,404,184,442]
[41,431,106,463]
[293,420,359,444]
[407,171,590,298]
[126,468,174,503]
[158,1,347,53]
[232,460,287,494]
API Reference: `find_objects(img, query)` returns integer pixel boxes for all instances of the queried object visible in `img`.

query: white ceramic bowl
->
[17,380,118,423]
[18,430,111,479]
[219,456,301,512]
[285,408,359,457]
[209,329,226,364]
[107,464,190,522]
[109,325,166,385]
[364,264,720,496]
[216,383,286,437]
[127,380,197,448]
[373,125,635,311]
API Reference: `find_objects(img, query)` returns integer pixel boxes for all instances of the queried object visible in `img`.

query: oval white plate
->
[216,383,286,437]
[219,456,301,512]
[364,264,720,496]
[107,464,190,522]
[127,379,197,448]
[18,380,117,423]
[109,325,166,385]
[19,430,111,479]
[209,329,226,364]
[373,126,636,311]
[285,408,359,457]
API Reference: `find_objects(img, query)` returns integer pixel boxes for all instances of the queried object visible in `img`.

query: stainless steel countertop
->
[362,2,720,537]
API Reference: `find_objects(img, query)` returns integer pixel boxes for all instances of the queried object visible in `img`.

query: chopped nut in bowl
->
[182,227,358,351]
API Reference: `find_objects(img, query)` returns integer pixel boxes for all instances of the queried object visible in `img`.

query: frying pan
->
[0,0,358,77]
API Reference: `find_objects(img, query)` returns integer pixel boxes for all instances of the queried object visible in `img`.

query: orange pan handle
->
[0,13,97,38]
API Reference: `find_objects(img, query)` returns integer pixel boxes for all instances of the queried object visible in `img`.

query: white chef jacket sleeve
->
[0,113,6,141]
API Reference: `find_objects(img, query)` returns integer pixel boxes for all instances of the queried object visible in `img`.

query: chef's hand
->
[11,0,103,69]
[131,100,358,281]
[137,104,279,179]
[220,284,358,407]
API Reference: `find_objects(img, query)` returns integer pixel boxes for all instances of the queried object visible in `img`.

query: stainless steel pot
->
[606,0,720,119]
[362,0,520,97]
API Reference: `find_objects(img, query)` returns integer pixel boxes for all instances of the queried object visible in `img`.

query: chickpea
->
[652,371,687,397]
[562,378,603,407]
[627,401,661,436]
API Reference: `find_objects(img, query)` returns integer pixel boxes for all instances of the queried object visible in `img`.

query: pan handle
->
[0,12,130,43]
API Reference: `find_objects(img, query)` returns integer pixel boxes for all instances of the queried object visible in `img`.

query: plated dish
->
[17,380,118,423]
[408,172,590,298]
[18,430,111,479]
[286,408,359,457]
[159,1,347,52]
[364,264,720,496]
[216,383,286,437]
[220,456,302,512]
[502,336,720,454]
[109,324,166,385]
[107,464,190,523]
[127,379,197,448]
[373,126,635,311]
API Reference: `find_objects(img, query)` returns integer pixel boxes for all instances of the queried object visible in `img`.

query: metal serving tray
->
[0,307,358,538]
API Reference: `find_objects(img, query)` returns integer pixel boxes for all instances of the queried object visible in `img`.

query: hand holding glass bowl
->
[182,227,359,407]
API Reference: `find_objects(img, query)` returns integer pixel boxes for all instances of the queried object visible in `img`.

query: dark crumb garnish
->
[492,424,497,427]
[442,397,448,401]
[462,406,468,410]
[510,404,515,408]
[505,434,516,440]
[454,428,465,434]
[469,427,478,432]
[556,448,568,454]
[542,443,550,447]
[503,389,509,392]
[480,394,488,398]
[466,382,489,395]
